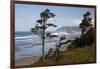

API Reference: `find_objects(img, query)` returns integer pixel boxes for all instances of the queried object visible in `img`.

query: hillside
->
[32,43,95,65]
[32,27,95,65]
[56,26,81,32]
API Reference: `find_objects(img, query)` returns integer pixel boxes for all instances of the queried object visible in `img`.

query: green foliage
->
[40,9,55,19]
[83,11,91,17]
[34,44,95,65]
[80,11,92,35]
[71,28,94,48]
[47,48,54,57]
[60,35,66,40]
[49,35,58,38]
[31,28,36,32]
[47,23,57,27]
[31,9,57,35]
[46,32,51,37]
[53,47,60,61]
[52,36,67,61]
[36,19,42,25]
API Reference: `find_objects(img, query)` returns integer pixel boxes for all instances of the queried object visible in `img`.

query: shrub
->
[71,28,94,47]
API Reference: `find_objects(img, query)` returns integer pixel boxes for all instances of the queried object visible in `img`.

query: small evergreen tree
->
[80,11,92,35]
[31,9,57,63]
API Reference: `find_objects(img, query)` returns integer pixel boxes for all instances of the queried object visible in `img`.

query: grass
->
[32,43,96,65]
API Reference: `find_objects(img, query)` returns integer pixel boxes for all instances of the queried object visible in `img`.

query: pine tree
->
[80,11,92,35]
[31,9,57,63]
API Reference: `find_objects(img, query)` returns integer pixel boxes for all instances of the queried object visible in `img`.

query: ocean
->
[15,31,81,60]
[15,31,58,60]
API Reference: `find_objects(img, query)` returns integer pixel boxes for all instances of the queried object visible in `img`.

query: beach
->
[15,55,40,67]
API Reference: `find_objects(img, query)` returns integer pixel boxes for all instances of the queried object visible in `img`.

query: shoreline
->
[15,55,40,67]
[15,39,72,67]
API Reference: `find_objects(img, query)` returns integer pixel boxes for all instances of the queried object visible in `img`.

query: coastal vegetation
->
[33,28,95,65]
[33,43,95,65]
[31,11,95,65]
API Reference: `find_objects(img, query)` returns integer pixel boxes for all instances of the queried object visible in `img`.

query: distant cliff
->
[56,26,81,32]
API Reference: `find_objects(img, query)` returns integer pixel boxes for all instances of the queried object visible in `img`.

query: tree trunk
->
[82,27,85,35]
[82,28,84,35]
[42,21,46,63]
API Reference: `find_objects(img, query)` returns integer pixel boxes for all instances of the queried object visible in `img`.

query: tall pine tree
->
[31,9,57,63]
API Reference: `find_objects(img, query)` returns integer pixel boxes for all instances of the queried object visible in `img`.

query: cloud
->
[45,18,82,31]
[48,18,82,27]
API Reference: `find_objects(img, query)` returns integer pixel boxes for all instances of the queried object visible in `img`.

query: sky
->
[15,4,95,32]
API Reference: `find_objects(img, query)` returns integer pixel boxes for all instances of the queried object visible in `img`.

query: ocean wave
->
[15,35,37,40]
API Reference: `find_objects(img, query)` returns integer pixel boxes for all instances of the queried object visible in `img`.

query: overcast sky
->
[15,4,95,31]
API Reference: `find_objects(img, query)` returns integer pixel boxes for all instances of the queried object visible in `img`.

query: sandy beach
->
[15,56,40,67]
[15,38,72,67]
